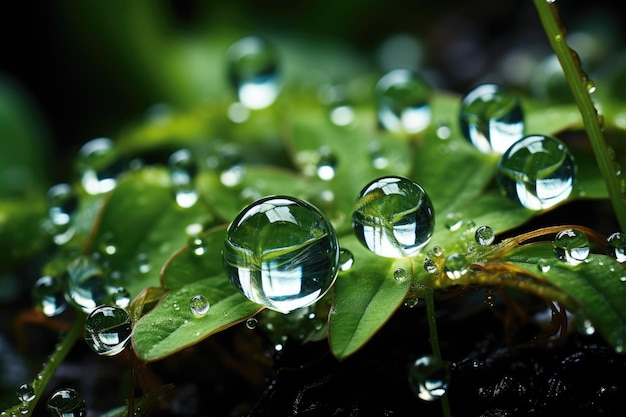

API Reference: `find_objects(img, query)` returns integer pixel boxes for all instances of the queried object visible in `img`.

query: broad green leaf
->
[132,227,261,361]
[329,234,412,359]
[0,198,49,271]
[501,242,626,354]
[91,167,213,297]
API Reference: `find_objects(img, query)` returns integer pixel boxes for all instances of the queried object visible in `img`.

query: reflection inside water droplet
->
[189,294,210,317]
[606,232,626,263]
[76,137,122,195]
[553,228,589,265]
[408,355,450,401]
[46,388,87,417]
[376,69,431,134]
[169,149,199,208]
[32,275,67,317]
[84,305,132,356]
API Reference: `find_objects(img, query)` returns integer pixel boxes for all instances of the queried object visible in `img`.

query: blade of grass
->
[533,0,626,232]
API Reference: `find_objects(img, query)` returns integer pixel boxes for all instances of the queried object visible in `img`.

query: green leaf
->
[132,227,261,361]
[91,167,213,297]
[329,234,412,359]
[501,242,626,354]
[0,198,49,271]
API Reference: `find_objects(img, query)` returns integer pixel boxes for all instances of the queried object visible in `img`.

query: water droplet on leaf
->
[394,268,408,281]
[226,36,281,110]
[189,294,210,317]
[16,384,35,402]
[376,69,431,134]
[222,196,340,313]
[338,248,354,272]
[606,232,626,263]
[444,253,469,279]
[169,149,199,208]
[497,134,576,210]
[553,228,590,265]
[76,137,121,195]
[46,183,77,245]
[474,225,495,246]
[32,275,67,317]
[352,176,435,258]
[84,305,132,356]
[459,83,524,154]
[65,256,108,313]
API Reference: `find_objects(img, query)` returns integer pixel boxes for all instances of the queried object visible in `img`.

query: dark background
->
[0,0,621,163]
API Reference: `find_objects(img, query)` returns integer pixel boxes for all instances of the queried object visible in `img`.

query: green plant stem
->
[533,0,626,233]
[422,286,452,417]
[2,317,83,417]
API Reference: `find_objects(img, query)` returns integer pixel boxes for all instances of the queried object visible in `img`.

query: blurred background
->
[0,0,622,172]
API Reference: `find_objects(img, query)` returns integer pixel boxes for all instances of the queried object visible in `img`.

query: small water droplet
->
[444,253,469,279]
[189,294,210,317]
[169,149,199,208]
[65,256,108,313]
[483,290,496,307]
[188,236,207,256]
[459,83,525,154]
[46,183,77,245]
[376,69,431,134]
[16,384,35,402]
[423,256,437,273]
[394,268,408,281]
[109,286,131,308]
[553,228,590,265]
[444,212,463,231]
[136,253,151,274]
[84,305,132,356]
[32,275,67,317]
[497,134,576,210]
[403,297,420,308]
[368,141,389,170]
[316,147,338,181]
[352,176,435,258]
[76,137,122,195]
[226,36,281,109]
[408,355,450,401]
[245,317,258,329]
[329,105,356,127]
[537,259,551,273]
[338,248,354,272]
[474,225,495,246]
[606,232,626,263]
[223,196,340,313]
[46,388,87,417]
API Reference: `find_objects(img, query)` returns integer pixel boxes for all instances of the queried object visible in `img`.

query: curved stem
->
[533,0,626,233]
[2,317,83,417]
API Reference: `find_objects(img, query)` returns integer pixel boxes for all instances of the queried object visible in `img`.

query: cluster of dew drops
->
[18,33,626,415]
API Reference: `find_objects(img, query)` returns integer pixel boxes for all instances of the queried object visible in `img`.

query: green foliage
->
[2,1,626,416]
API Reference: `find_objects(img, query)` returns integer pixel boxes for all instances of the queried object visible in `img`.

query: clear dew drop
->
[553,228,590,265]
[222,196,340,314]
[46,388,87,417]
[16,383,35,402]
[444,213,463,231]
[394,268,408,281]
[352,176,435,258]
[606,232,626,263]
[226,35,282,110]
[65,256,108,313]
[46,183,77,245]
[168,148,199,208]
[496,134,576,210]
[444,253,470,279]
[474,225,495,246]
[367,141,389,170]
[537,259,551,273]
[32,275,67,317]
[459,83,525,154]
[109,286,131,308]
[338,248,354,272]
[484,290,496,307]
[84,305,132,356]
[408,355,450,401]
[245,317,258,329]
[188,236,208,256]
[189,294,210,317]
[315,147,338,181]
[375,69,432,134]
[76,137,122,195]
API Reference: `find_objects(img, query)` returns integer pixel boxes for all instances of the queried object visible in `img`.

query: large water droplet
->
[16,383,35,402]
[222,196,340,313]
[408,355,450,401]
[352,176,435,258]
[606,232,626,263]
[65,256,108,313]
[226,36,281,110]
[46,388,87,417]
[32,275,67,317]
[444,253,470,279]
[497,134,576,210]
[84,305,132,356]
[376,69,431,134]
[169,148,199,208]
[459,83,525,154]
[76,137,122,195]
[189,294,210,317]
[46,183,77,245]
[553,228,590,265]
